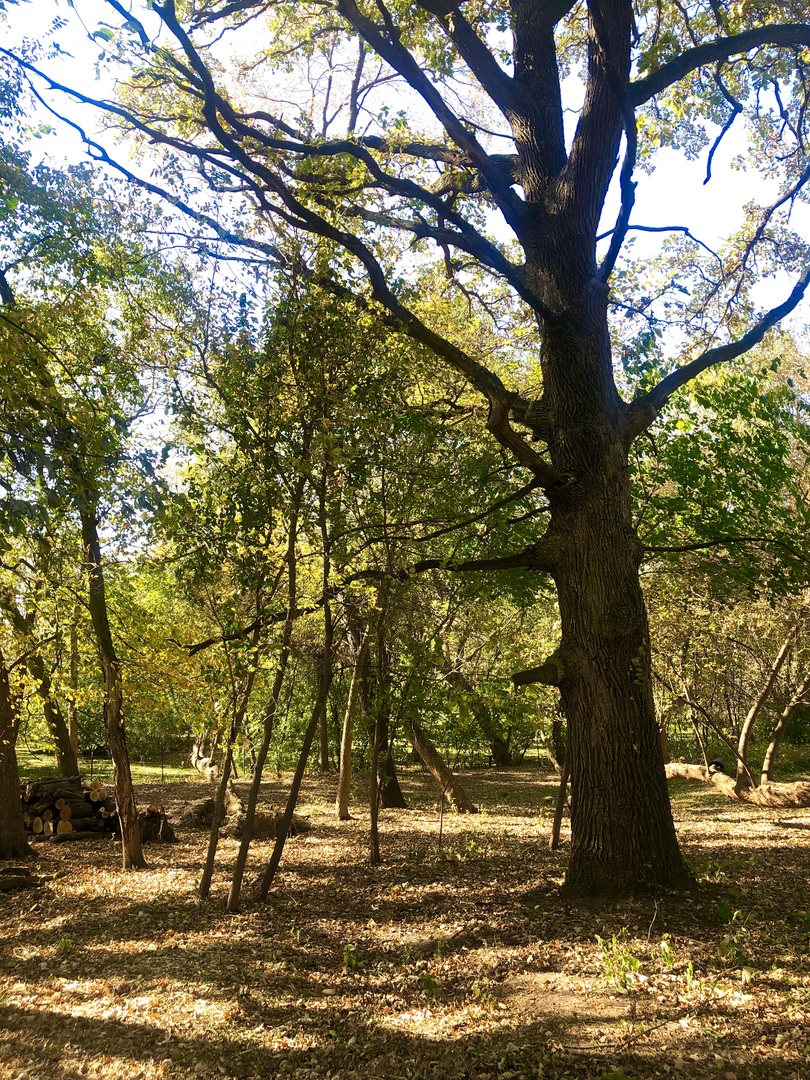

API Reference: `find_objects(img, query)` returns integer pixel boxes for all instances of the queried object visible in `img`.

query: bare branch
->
[704,69,742,184]
[642,536,806,561]
[181,539,558,656]
[625,265,810,438]
[334,0,526,233]
[596,222,723,266]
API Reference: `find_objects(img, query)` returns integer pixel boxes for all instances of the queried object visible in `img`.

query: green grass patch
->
[15,748,195,785]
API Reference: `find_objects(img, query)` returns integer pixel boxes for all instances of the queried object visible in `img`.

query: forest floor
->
[1,766,809,1080]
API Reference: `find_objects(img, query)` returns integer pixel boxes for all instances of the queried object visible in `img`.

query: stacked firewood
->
[20,776,119,840]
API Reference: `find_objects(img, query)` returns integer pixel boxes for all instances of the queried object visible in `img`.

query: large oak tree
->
[9,0,810,893]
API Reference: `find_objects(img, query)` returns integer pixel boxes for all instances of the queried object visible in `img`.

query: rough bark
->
[406,714,478,813]
[540,307,692,894]
[0,648,30,861]
[81,506,145,871]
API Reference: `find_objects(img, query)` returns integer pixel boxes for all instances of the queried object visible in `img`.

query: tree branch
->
[416,0,518,117]
[642,535,806,560]
[334,0,525,233]
[180,540,558,656]
[631,24,810,105]
[625,264,810,438]
[512,657,565,687]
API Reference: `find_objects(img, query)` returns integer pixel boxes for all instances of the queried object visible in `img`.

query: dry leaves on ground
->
[1,768,809,1080]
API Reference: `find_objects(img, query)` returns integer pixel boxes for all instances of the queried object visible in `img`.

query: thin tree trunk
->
[199,632,261,901]
[258,662,331,898]
[735,623,801,789]
[761,669,810,784]
[406,714,478,813]
[319,706,330,772]
[227,475,305,913]
[369,636,407,809]
[317,462,333,774]
[199,744,236,900]
[30,657,79,778]
[0,596,80,778]
[69,618,79,756]
[336,635,368,821]
[549,754,569,851]
[0,647,30,861]
[369,708,381,865]
[550,717,566,772]
[259,465,333,899]
[80,505,145,871]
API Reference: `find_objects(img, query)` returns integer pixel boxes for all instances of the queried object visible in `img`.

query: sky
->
[6,0,810,330]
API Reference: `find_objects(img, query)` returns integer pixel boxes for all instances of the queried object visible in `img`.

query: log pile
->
[20,776,118,840]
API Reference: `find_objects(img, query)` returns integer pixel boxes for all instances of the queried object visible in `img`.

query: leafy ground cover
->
[1,767,808,1080]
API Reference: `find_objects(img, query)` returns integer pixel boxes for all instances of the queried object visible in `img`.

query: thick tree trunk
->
[540,310,691,895]
[554,495,690,894]
[81,506,145,871]
[0,649,30,861]
[406,714,478,813]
